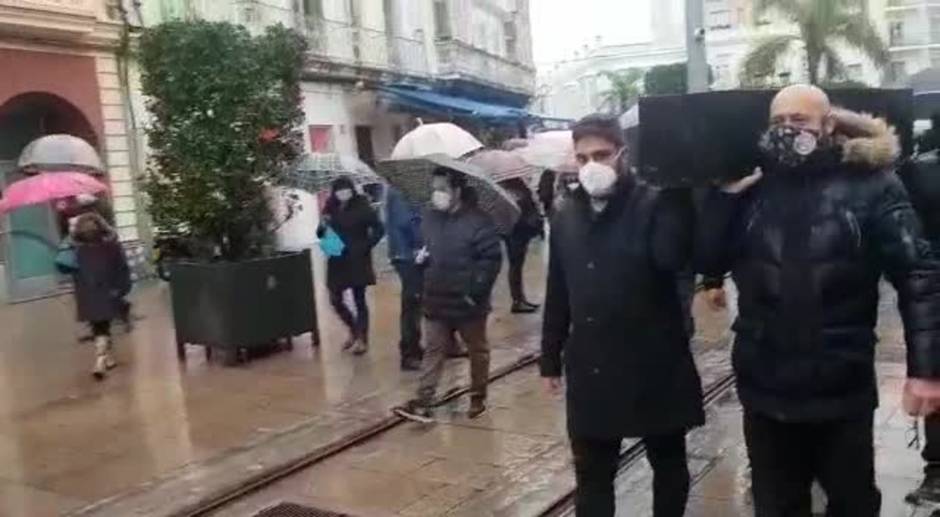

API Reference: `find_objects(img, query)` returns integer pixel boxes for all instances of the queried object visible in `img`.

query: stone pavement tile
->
[685,495,752,517]
[393,423,557,468]
[0,431,115,485]
[398,482,481,517]
[288,460,448,514]
[0,477,87,517]
[411,458,505,490]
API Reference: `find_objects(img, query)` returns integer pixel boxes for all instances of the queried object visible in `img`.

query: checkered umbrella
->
[282,153,383,193]
[466,149,539,183]
[376,154,520,235]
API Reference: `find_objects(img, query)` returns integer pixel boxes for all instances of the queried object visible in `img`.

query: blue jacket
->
[385,187,422,262]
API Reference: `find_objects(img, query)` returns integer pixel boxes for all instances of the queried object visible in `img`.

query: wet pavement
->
[0,238,934,516]
[205,289,736,517]
[0,245,547,517]
[207,285,935,517]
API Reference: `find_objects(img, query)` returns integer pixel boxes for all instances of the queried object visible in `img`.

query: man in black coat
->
[899,152,940,504]
[698,84,940,516]
[541,114,705,517]
[398,167,503,420]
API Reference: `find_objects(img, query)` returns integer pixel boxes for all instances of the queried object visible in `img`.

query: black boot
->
[400,356,422,371]
[511,300,538,314]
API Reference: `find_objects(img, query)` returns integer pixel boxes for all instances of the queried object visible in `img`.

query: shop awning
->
[379,85,543,122]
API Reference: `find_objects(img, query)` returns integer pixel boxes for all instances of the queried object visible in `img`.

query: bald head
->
[769,84,834,136]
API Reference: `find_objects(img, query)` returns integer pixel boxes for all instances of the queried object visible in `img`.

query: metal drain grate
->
[252,502,352,517]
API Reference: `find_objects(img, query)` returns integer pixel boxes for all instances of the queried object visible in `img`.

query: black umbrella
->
[376,154,520,235]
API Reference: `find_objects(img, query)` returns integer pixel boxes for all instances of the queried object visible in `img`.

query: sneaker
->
[342,336,356,351]
[467,397,487,419]
[395,400,433,423]
[511,301,538,314]
[907,475,940,505]
[401,357,422,371]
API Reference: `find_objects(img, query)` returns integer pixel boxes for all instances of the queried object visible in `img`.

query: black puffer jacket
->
[421,202,502,321]
[542,179,704,439]
[698,109,940,422]
[899,152,940,249]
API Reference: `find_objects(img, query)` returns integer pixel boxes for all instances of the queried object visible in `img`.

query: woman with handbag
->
[318,178,385,355]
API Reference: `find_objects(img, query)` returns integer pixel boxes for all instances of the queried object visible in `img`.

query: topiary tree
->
[139,20,307,261]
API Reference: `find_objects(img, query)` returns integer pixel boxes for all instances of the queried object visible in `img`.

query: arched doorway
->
[0,92,100,302]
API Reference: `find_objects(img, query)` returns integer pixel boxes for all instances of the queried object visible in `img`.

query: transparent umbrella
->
[282,153,383,193]
[391,123,483,160]
[17,134,104,174]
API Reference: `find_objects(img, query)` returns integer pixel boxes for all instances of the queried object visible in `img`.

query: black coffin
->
[636,89,914,187]
[168,250,318,361]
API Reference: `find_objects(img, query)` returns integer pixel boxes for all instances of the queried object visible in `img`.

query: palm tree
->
[742,0,889,86]
[600,69,644,113]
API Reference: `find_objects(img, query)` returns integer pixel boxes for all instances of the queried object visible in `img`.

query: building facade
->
[882,0,940,83]
[535,0,886,120]
[0,0,148,302]
[143,0,536,160]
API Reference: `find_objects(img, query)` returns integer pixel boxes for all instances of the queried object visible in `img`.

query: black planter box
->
[636,88,914,187]
[169,250,318,362]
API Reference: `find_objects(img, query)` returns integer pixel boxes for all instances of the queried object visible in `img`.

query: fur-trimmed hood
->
[830,108,900,171]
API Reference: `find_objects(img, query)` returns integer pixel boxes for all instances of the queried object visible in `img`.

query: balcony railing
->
[191,3,429,77]
[435,39,535,94]
[305,17,428,77]
[887,0,923,7]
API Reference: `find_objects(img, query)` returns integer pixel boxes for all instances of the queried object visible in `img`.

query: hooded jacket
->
[697,109,940,422]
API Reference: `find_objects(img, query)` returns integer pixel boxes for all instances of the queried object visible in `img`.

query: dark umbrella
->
[376,154,520,235]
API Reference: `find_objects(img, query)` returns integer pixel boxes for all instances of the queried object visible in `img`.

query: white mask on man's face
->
[578,161,618,198]
[335,189,354,203]
[431,191,453,211]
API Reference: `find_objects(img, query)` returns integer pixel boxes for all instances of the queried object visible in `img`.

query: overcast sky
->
[530,0,652,67]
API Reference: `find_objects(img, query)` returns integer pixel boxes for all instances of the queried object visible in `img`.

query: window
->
[847,64,863,80]
[303,0,322,19]
[434,0,451,39]
[931,50,940,68]
[891,61,908,81]
[890,21,904,46]
[707,9,732,30]
[932,16,940,43]
[308,126,333,152]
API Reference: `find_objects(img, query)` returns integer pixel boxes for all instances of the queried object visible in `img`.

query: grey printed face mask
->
[759,125,821,169]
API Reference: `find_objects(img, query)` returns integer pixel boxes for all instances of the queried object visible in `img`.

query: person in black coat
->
[500,178,543,313]
[398,167,502,421]
[899,151,940,505]
[319,177,385,355]
[698,85,940,517]
[69,213,131,380]
[541,114,704,517]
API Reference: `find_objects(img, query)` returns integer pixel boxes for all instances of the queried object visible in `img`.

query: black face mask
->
[759,125,825,169]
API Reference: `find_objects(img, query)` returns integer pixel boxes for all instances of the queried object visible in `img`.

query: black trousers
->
[90,320,111,337]
[570,433,689,517]
[393,261,424,361]
[743,410,881,517]
[923,413,940,477]
[504,235,532,303]
[328,286,369,340]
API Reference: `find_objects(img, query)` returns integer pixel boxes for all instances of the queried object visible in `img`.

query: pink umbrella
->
[466,149,539,183]
[0,172,108,213]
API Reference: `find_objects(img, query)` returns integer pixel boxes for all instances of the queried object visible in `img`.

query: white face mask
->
[335,189,353,203]
[578,161,619,197]
[431,190,453,211]
[565,181,580,192]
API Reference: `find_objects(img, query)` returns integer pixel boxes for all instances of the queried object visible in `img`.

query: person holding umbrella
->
[397,166,503,420]
[318,177,385,355]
